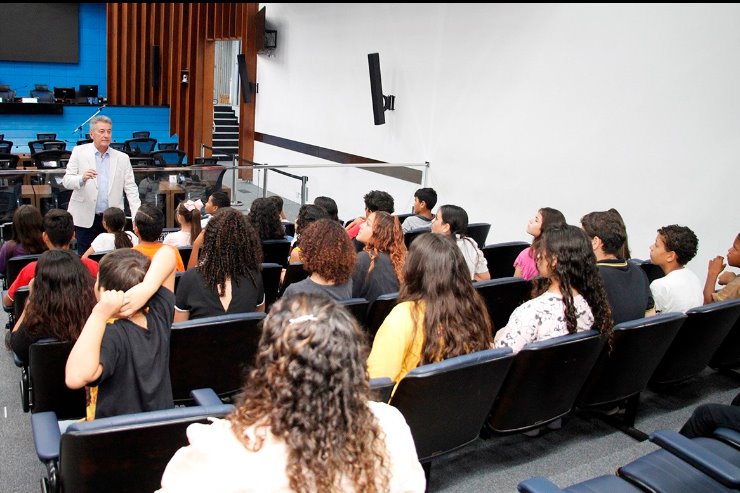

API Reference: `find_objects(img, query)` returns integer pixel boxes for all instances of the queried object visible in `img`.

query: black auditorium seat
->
[364,291,399,340]
[485,331,604,435]
[709,314,740,373]
[338,297,370,327]
[369,377,395,403]
[474,277,532,336]
[262,238,291,268]
[31,390,234,493]
[576,312,687,441]
[169,312,266,404]
[649,298,740,387]
[390,348,515,478]
[481,241,531,279]
[279,262,309,296]
[260,262,282,310]
[465,222,491,249]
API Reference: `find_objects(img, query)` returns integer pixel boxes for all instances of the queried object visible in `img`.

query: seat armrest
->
[650,429,740,488]
[517,477,564,493]
[714,427,740,448]
[31,412,61,462]
[190,388,222,407]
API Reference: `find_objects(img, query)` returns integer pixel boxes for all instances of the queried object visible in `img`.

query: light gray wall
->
[254,3,740,279]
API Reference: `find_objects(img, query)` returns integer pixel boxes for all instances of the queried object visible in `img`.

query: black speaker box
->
[237,53,252,104]
[368,53,385,125]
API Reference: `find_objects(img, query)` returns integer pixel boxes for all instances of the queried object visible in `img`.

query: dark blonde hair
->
[229,294,390,493]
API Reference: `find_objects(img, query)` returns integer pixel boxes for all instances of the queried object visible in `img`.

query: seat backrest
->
[262,238,291,267]
[260,262,282,310]
[578,312,687,408]
[27,140,49,154]
[6,254,40,289]
[280,262,309,294]
[338,297,369,327]
[0,85,15,100]
[474,277,532,336]
[29,340,86,419]
[0,140,13,154]
[364,292,400,339]
[170,312,266,403]
[709,315,740,370]
[151,149,187,166]
[481,241,531,279]
[13,285,30,322]
[124,137,157,155]
[369,377,394,403]
[404,228,429,249]
[0,152,20,169]
[394,212,414,224]
[158,142,178,150]
[132,131,151,139]
[487,330,604,433]
[650,299,740,386]
[465,222,491,249]
[32,149,71,169]
[109,142,126,151]
[36,132,57,140]
[59,402,234,493]
[87,250,111,263]
[630,258,665,284]
[177,246,192,267]
[30,89,54,103]
[41,140,66,151]
[391,347,515,462]
[76,138,93,146]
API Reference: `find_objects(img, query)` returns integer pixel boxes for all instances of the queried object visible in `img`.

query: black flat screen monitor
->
[54,87,76,101]
[79,85,98,98]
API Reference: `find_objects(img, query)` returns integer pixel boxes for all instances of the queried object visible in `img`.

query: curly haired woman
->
[353,211,406,303]
[282,218,355,300]
[10,249,96,365]
[247,197,286,241]
[368,233,493,382]
[175,208,264,320]
[494,224,613,353]
[159,294,425,492]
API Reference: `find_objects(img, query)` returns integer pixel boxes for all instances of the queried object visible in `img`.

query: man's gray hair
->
[89,115,112,132]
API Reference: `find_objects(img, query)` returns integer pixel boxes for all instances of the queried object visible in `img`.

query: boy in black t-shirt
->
[66,246,177,419]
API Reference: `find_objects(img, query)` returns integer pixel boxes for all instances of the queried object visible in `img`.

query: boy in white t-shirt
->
[649,224,702,313]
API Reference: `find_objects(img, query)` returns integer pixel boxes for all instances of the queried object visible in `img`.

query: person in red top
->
[4,209,99,309]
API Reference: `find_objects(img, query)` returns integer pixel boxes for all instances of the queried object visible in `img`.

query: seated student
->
[313,195,340,222]
[345,190,395,240]
[581,210,654,323]
[282,219,356,300]
[163,200,202,247]
[431,204,490,281]
[65,247,177,419]
[9,250,96,365]
[158,294,426,493]
[609,208,632,260]
[0,205,46,276]
[353,211,406,304]
[267,195,293,234]
[287,204,329,264]
[3,209,99,309]
[494,225,613,354]
[81,207,137,258]
[175,208,264,321]
[247,197,286,241]
[132,203,185,272]
[703,232,740,304]
[513,207,567,281]
[401,187,437,233]
[680,391,740,439]
[368,233,492,382]
[199,191,230,228]
[649,224,702,313]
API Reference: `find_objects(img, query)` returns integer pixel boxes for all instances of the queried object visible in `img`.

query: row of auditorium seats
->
[518,428,740,492]
[22,296,740,491]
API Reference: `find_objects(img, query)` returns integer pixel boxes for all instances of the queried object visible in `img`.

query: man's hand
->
[82,168,97,183]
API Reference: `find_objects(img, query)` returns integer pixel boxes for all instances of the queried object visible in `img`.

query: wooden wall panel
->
[107,3,257,169]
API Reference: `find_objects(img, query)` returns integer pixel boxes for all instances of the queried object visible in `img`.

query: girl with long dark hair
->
[513,207,567,281]
[0,205,46,275]
[81,207,137,258]
[9,249,96,364]
[495,224,613,353]
[247,197,286,241]
[353,211,407,303]
[175,208,264,320]
[368,232,493,382]
[159,294,426,492]
[431,204,490,281]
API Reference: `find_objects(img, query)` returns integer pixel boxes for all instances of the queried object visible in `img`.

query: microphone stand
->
[72,104,106,141]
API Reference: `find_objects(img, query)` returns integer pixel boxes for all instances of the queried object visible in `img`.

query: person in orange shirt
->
[132,203,185,272]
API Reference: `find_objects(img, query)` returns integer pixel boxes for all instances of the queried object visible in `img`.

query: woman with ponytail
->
[163,199,203,247]
[81,207,137,258]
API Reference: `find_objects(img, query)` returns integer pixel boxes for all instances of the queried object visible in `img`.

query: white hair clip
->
[289,314,318,324]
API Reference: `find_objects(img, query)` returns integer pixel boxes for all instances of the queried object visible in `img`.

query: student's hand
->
[718,271,737,286]
[118,283,151,318]
[708,256,726,278]
[94,290,126,319]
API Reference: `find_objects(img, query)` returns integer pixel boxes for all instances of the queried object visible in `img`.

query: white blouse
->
[90,231,138,252]
[494,291,594,353]
[163,230,193,247]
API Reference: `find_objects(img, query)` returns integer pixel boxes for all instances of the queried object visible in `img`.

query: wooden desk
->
[21,184,51,210]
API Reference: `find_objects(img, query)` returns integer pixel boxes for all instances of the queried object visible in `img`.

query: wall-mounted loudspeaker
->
[368,53,395,126]
[237,53,254,104]
[151,45,160,88]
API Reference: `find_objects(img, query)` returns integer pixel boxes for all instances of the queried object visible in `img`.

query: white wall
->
[255,3,740,279]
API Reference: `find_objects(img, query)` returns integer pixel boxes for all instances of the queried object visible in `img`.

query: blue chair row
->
[518,428,740,492]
